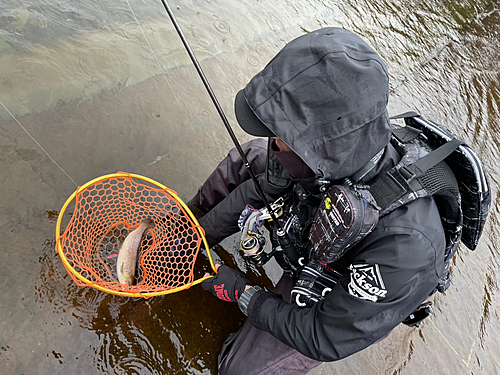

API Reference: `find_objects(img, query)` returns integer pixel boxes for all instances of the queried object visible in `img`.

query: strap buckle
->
[402,301,433,327]
[399,166,417,182]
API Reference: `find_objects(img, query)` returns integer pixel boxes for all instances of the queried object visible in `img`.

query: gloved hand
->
[201,265,252,302]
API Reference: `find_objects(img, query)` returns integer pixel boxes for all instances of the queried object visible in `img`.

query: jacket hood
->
[241,27,392,181]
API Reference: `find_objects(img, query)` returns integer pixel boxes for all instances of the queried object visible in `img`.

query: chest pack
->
[291,113,491,325]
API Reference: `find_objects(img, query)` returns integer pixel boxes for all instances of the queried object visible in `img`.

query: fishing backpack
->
[292,113,491,326]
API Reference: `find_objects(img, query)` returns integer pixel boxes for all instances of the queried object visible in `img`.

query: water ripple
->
[213,20,230,34]
[95,325,165,374]
[77,47,125,83]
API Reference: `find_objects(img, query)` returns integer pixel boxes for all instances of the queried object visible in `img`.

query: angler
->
[177,26,489,375]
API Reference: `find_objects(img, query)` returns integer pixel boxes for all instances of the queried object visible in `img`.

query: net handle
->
[55,171,217,298]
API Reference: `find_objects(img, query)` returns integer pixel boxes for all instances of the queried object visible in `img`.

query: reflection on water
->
[1,0,499,374]
[37,240,249,373]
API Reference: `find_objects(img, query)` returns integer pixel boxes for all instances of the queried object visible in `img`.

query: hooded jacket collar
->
[241,28,392,181]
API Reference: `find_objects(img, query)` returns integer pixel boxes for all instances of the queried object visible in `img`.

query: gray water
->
[0,0,499,374]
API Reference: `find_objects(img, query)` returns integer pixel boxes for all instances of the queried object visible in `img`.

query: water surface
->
[0,0,499,374]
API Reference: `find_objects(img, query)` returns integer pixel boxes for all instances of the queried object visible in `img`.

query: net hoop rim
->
[55,171,216,298]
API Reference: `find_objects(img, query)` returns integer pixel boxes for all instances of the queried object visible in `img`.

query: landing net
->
[55,172,216,298]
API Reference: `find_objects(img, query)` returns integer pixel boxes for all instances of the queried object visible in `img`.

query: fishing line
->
[124,0,182,109]
[1,0,183,190]
[0,99,79,187]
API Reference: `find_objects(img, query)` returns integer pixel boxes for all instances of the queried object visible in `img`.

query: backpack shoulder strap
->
[409,138,464,175]
[369,138,463,215]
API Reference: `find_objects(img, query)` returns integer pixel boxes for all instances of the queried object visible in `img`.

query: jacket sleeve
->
[246,198,446,361]
[192,138,269,214]
[193,139,292,247]
[198,173,289,247]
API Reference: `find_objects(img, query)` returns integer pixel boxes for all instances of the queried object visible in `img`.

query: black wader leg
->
[218,276,323,375]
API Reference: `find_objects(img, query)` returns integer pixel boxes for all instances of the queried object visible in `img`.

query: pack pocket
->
[309,185,379,264]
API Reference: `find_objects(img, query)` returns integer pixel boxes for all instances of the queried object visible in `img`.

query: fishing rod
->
[159,0,300,266]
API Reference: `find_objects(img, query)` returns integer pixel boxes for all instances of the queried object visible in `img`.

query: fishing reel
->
[237,198,287,267]
[239,232,268,266]
[237,197,307,271]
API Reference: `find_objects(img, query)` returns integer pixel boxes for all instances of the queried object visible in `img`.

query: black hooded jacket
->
[194,28,446,361]
[194,140,445,361]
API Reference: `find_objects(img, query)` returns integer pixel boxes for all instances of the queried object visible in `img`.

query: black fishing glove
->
[201,265,252,302]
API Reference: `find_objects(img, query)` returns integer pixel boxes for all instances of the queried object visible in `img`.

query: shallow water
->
[0,0,499,374]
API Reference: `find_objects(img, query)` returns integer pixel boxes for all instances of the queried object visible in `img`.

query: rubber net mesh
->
[57,175,204,296]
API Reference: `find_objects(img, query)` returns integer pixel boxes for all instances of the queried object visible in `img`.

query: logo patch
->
[214,284,232,302]
[348,264,387,302]
[325,197,332,210]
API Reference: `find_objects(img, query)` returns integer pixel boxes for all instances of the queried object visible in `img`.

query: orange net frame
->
[55,172,216,298]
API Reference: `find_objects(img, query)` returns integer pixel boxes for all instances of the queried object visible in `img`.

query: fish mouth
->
[119,271,134,286]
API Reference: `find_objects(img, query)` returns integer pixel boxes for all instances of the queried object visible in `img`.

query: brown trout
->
[117,218,154,285]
